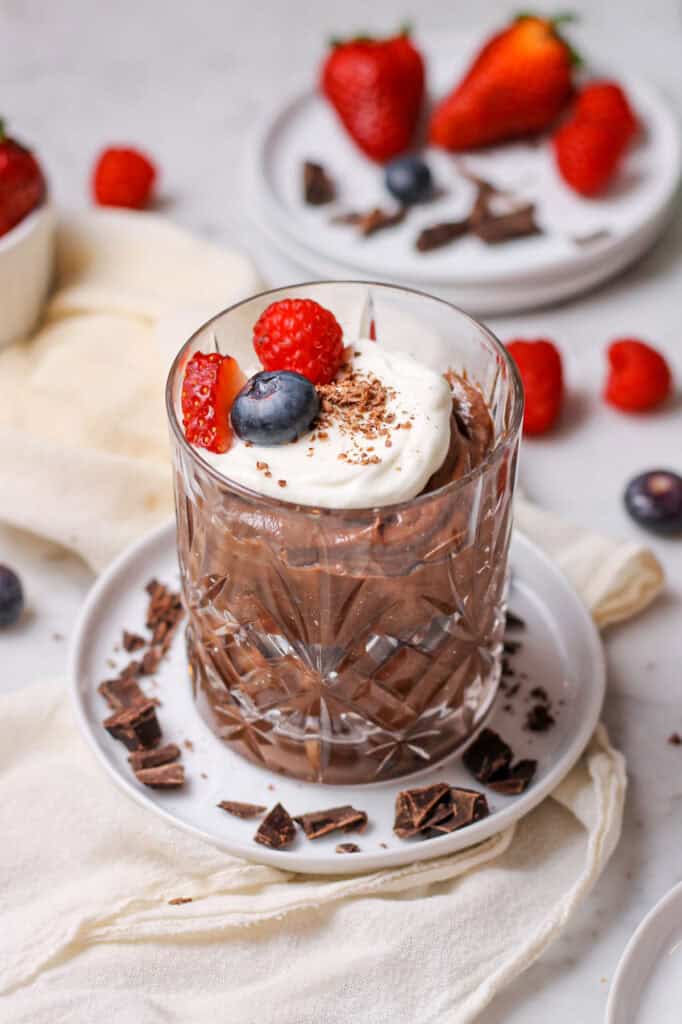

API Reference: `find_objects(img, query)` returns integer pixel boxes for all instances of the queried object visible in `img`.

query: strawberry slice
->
[181,351,245,453]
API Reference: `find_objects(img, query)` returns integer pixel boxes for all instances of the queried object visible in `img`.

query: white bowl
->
[606,881,682,1024]
[0,199,55,348]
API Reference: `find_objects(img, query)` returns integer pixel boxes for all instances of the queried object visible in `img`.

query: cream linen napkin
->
[0,209,260,569]
[0,211,663,1022]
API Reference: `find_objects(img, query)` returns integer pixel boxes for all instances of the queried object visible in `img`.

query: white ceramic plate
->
[69,521,604,876]
[245,33,680,313]
[606,881,682,1024]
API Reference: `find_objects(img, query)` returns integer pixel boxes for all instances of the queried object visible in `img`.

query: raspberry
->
[181,351,245,453]
[575,81,638,141]
[92,147,157,209]
[605,339,672,413]
[253,299,344,385]
[507,339,564,436]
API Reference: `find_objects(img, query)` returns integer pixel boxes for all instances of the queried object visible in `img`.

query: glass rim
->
[166,280,524,518]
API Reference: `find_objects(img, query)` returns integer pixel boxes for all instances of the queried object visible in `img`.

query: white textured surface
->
[1,0,682,1020]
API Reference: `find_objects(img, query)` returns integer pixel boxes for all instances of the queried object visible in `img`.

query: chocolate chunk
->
[358,206,406,237]
[529,686,549,703]
[104,701,161,751]
[168,896,192,905]
[473,205,541,244]
[415,219,469,252]
[393,783,451,838]
[128,743,181,771]
[122,630,146,652]
[335,842,360,854]
[218,800,267,819]
[295,805,368,840]
[141,647,163,675]
[526,704,555,732]
[463,728,513,783]
[135,763,185,788]
[98,676,147,711]
[428,788,489,833]
[502,658,515,677]
[303,160,335,205]
[254,803,297,849]
[488,759,537,795]
[669,733,682,746]
[503,639,522,655]
[505,611,526,631]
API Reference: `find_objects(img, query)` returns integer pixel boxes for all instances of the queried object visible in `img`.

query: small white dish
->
[0,199,55,348]
[69,521,605,876]
[245,33,680,314]
[606,881,682,1024]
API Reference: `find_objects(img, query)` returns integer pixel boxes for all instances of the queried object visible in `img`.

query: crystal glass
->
[167,282,523,784]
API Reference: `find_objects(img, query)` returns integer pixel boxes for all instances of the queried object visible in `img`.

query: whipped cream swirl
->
[198,338,452,509]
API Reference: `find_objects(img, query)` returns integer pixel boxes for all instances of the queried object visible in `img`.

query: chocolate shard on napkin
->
[303,160,335,205]
[488,759,538,796]
[294,805,368,840]
[103,700,161,751]
[98,676,147,711]
[218,800,267,819]
[135,763,185,789]
[463,729,513,783]
[128,743,181,772]
[254,803,297,849]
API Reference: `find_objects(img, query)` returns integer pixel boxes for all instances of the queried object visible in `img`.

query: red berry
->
[92,147,157,209]
[321,31,425,163]
[507,339,564,436]
[575,81,638,141]
[0,121,46,238]
[604,339,672,413]
[553,80,637,197]
[181,351,245,453]
[253,299,344,385]
[554,118,628,197]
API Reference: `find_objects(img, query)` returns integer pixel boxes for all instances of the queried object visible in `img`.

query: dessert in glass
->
[167,282,523,784]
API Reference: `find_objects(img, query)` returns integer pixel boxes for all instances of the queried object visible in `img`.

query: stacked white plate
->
[244,33,681,315]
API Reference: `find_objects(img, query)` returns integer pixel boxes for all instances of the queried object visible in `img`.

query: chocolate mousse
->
[174,367,514,783]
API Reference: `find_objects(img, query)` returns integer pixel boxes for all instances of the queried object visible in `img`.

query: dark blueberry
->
[385,155,433,205]
[231,370,319,446]
[0,564,24,627]
[624,470,682,535]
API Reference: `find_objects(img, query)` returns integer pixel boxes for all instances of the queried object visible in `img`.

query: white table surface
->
[2,0,682,1020]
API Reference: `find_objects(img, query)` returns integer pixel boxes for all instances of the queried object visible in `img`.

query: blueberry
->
[385,156,433,204]
[624,470,682,535]
[231,370,319,446]
[0,564,24,627]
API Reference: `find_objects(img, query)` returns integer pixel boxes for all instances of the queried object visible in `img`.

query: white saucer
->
[606,881,682,1024]
[245,33,680,314]
[69,521,604,876]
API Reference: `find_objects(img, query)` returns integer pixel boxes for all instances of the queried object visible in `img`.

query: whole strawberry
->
[429,15,576,151]
[321,29,425,163]
[604,339,672,413]
[93,147,157,209]
[0,119,46,238]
